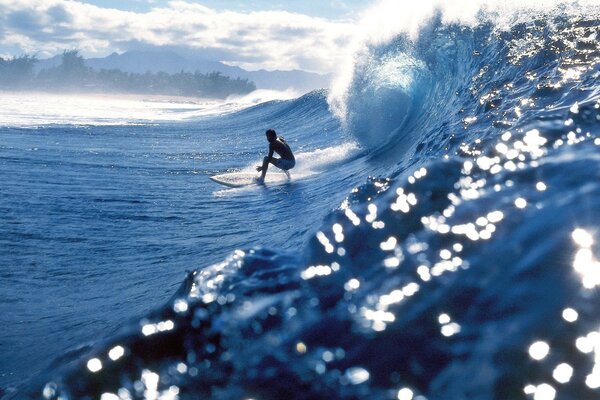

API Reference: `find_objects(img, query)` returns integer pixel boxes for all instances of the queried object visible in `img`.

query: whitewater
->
[1,0,600,399]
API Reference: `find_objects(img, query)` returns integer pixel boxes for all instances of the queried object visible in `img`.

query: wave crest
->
[328,0,600,150]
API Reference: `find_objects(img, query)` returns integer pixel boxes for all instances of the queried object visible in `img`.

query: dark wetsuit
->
[267,137,295,169]
[258,136,295,180]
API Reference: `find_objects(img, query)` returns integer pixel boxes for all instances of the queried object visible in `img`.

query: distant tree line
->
[0,50,256,98]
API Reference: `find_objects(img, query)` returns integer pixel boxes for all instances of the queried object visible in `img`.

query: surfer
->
[256,129,295,182]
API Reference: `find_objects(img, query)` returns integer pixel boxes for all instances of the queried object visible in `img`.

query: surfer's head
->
[266,129,277,142]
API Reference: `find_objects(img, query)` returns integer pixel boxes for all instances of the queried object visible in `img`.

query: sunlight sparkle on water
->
[141,320,175,336]
[141,369,159,398]
[579,329,600,389]
[562,308,579,323]
[391,189,417,213]
[553,363,574,384]
[108,345,125,361]
[417,265,431,281]
[515,197,528,209]
[529,341,550,360]
[437,313,460,337]
[441,323,461,337]
[571,228,600,288]
[333,223,345,243]
[380,236,398,251]
[366,204,378,223]
[533,383,556,400]
[344,367,370,385]
[87,358,102,373]
[345,278,360,291]
[438,313,451,324]
[301,265,333,280]
[296,342,307,354]
[384,256,401,268]
[397,387,414,400]
[173,299,189,313]
[573,228,594,248]
[344,208,361,226]
[177,363,188,374]
[570,328,600,390]
[316,231,335,254]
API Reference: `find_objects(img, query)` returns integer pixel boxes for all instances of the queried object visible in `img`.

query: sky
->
[0,0,374,74]
[81,0,370,19]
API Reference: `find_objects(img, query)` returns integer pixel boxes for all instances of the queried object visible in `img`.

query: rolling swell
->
[12,2,600,400]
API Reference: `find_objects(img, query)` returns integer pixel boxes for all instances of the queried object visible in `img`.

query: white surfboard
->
[210,171,290,187]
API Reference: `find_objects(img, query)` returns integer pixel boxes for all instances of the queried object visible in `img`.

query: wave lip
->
[330,46,431,149]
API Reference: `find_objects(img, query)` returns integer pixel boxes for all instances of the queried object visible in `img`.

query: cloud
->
[0,0,355,73]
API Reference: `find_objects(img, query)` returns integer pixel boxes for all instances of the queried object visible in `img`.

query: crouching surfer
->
[256,129,295,183]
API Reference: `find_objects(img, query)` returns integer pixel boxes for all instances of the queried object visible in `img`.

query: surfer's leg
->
[270,158,293,179]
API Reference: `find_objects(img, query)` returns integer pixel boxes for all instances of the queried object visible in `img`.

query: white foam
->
[213,142,359,195]
[228,142,360,187]
[226,88,303,105]
[0,91,239,127]
[351,0,599,48]
[0,91,301,127]
[294,142,359,175]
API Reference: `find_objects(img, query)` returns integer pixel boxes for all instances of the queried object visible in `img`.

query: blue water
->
[2,2,600,399]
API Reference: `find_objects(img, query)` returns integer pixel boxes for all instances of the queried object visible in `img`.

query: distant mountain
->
[35,55,62,71]
[36,50,331,93]
[87,50,229,75]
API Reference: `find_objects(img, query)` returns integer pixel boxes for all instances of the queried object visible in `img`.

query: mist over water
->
[2,0,600,399]
[0,91,302,127]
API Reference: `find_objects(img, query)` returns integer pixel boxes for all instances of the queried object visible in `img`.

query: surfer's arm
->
[256,146,274,172]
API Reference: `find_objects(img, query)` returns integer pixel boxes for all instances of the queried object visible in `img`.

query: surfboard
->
[210,171,290,187]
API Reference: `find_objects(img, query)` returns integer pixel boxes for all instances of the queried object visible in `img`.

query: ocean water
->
[2,1,600,399]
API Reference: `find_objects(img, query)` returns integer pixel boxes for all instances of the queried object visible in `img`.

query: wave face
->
[5,1,600,399]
